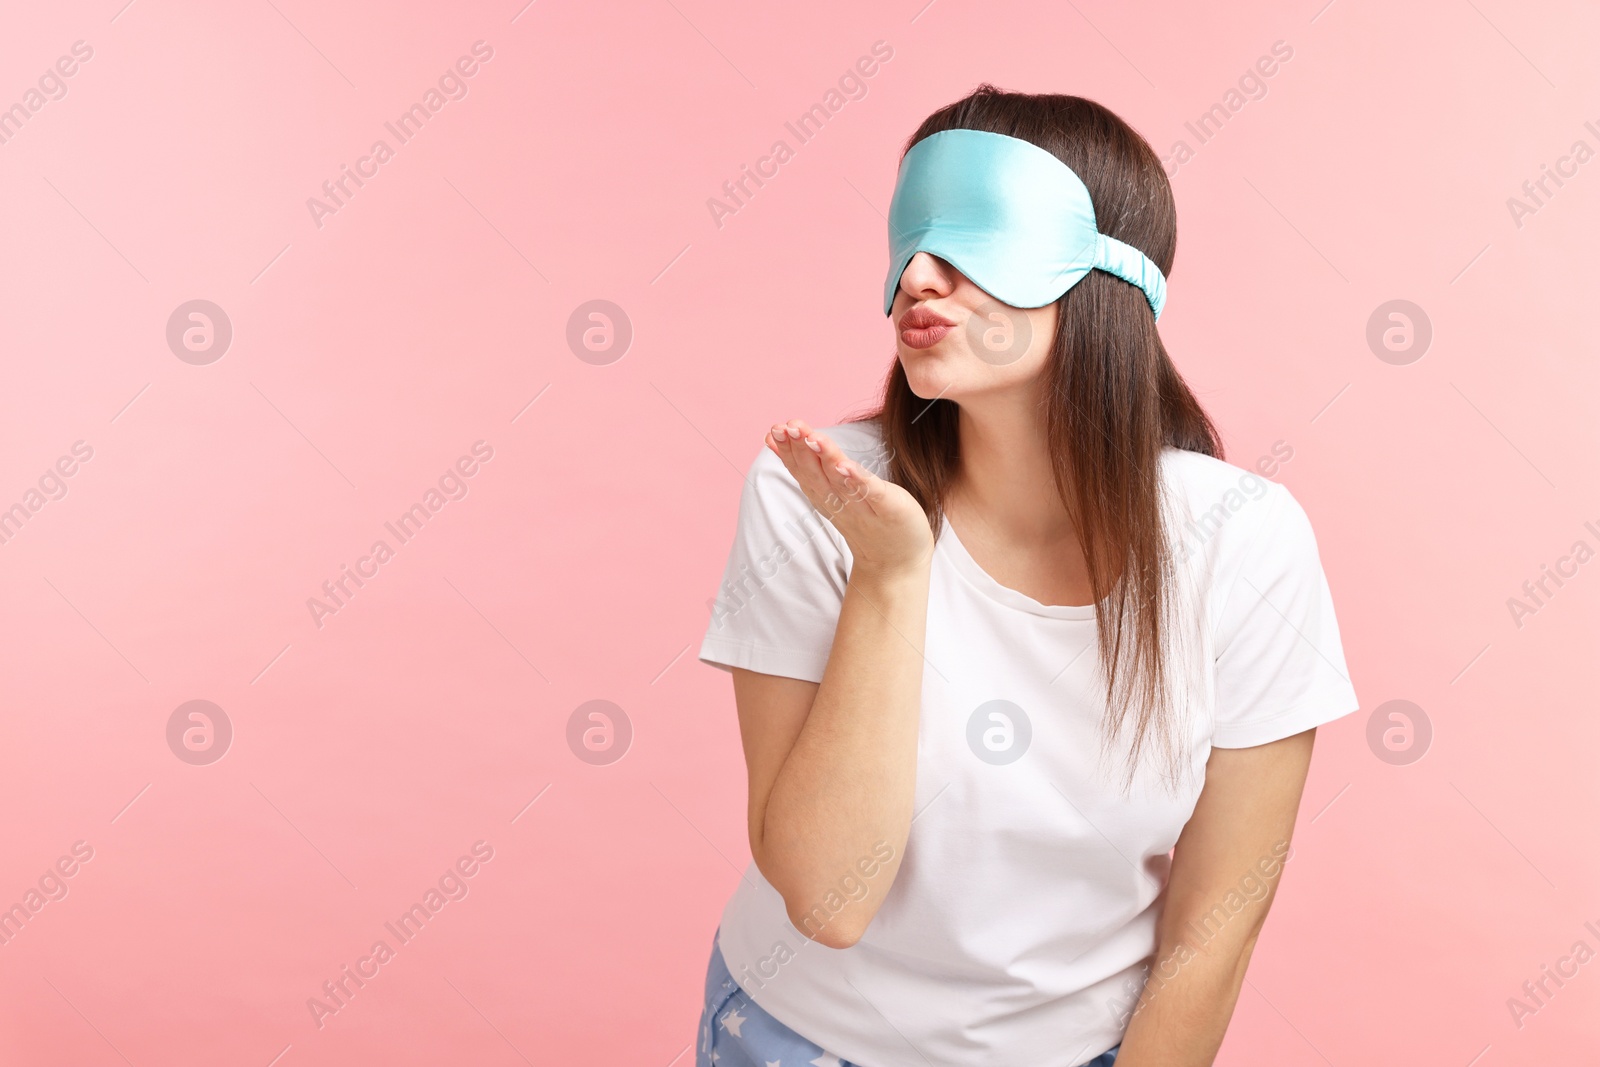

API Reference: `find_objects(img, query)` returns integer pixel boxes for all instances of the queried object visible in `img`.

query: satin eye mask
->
[882,128,1168,321]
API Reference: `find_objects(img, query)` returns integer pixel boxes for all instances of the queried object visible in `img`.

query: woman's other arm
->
[1113,728,1319,1066]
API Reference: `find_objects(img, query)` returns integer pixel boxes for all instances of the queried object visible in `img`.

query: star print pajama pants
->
[694,927,1120,1067]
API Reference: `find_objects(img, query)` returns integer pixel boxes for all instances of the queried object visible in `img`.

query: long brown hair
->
[848,85,1223,790]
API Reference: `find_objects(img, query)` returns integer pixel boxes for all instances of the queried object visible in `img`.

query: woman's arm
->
[1112,728,1319,1066]
[733,420,935,949]
[734,558,928,947]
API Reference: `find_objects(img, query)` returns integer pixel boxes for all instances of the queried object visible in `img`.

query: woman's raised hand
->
[765,419,935,577]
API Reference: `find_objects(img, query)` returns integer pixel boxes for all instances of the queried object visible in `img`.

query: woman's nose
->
[898,251,959,302]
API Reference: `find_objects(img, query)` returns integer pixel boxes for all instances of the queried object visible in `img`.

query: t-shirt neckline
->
[935,512,1099,621]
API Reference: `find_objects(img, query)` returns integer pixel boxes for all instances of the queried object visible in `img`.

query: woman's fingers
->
[779,419,836,498]
[767,419,863,515]
[765,419,825,502]
[806,430,875,511]
[765,422,790,458]
[763,417,931,571]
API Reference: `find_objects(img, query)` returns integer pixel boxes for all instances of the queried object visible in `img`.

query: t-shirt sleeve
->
[697,443,852,683]
[1209,481,1361,748]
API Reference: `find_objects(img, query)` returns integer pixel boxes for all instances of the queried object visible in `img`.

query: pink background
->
[1,0,1596,1063]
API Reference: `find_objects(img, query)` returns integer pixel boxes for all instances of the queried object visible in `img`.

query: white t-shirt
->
[697,418,1360,1067]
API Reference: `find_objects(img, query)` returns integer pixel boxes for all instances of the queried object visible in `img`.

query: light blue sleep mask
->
[883,128,1167,320]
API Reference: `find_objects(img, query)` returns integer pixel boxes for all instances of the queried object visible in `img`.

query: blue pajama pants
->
[695,927,1120,1067]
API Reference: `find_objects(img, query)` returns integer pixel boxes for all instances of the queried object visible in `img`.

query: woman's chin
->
[901,367,960,401]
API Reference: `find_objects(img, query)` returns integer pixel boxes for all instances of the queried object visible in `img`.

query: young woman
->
[693,85,1359,1067]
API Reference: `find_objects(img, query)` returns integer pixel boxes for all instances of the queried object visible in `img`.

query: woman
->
[694,85,1359,1067]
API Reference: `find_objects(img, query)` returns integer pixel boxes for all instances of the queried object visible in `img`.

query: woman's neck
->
[946,392,1077,547]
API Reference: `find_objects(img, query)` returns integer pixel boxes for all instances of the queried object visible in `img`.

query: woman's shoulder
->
[1158,444,1280,496]
[1158,445,1303,565]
